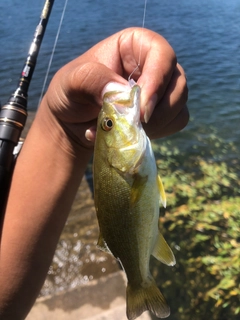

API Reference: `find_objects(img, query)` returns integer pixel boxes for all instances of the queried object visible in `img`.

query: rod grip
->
[0,140,15,214]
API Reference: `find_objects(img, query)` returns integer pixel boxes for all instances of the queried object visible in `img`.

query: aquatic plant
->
[150,138,240,320]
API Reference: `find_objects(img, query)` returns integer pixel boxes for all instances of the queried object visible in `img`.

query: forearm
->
[0,99,92,319]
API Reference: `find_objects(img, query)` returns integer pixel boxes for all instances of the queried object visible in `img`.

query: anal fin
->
[152,232,176,266]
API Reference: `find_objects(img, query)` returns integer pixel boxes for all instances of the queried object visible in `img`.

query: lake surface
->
[0,0,239,162]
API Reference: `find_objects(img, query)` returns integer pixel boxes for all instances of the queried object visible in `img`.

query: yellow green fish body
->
[93,84,175,319]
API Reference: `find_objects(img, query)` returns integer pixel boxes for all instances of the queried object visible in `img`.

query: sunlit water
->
[0,0,239,161]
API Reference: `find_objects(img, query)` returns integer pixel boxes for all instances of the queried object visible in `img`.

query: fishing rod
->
[0,0,55,216]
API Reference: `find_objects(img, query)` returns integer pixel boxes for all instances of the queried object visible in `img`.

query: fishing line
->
[128,0,148,83]
[38,0,69,107]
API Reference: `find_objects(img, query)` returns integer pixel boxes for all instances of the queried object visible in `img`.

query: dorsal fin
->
[97,233,112,254]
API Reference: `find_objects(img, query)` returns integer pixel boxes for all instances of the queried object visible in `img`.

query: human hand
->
[42,27,188,154]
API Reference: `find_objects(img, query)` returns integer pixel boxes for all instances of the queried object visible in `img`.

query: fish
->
[93,83,176,320]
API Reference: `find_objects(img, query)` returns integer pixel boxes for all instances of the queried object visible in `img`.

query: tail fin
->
[126,280,170,320]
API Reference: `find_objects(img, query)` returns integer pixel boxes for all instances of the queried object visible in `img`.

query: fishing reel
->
[0,0,55,216]
[0,91,27,214]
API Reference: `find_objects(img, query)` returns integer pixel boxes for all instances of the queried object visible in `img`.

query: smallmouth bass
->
[93,83,176,319]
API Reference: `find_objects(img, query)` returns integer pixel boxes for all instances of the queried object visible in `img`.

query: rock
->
[26,271,151,320]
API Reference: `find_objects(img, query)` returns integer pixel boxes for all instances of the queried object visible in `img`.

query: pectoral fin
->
[152,232,176,266]
[157,174,166,208]
[130,174,148,206]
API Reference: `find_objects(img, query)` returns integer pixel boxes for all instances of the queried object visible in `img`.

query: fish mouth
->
[104,85,141,124]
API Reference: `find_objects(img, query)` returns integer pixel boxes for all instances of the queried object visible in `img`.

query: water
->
[0,0,239,162]
[0,0,239,316]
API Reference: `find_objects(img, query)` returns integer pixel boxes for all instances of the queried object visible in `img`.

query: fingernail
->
[143,93,158,123]
[85,127,96,142]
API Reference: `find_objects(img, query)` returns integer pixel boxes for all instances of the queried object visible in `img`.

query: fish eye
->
[102,118,113,131]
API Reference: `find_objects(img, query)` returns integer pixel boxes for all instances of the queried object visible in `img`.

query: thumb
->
[63,61,128,109]
[47,61,128,124]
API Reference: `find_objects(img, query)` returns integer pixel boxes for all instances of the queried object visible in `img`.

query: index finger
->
[118,28,177,119]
